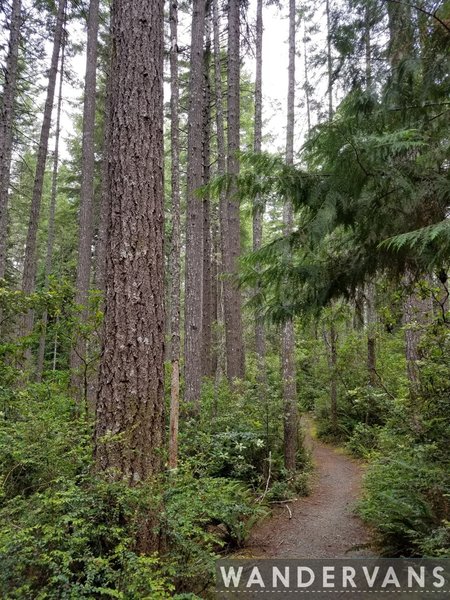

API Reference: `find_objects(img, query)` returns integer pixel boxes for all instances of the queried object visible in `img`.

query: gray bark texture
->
[94,0,165,494]
[330,323,338,432]
[253,0,266,370]
[402,273,430,389]
[169,0,181,469]
[212,0,227,380]
[36,41,65,381]
[70,0,101,395]
[365,282,377,386]
[0,0,22,280]
[325,0,333,119]
[223,0,245,381]
[282,0,299,472]
[184,0,206,407]
[303,29,311,135]
[21,0,66,339]
[202,19,213,378]
[95,41,113,298]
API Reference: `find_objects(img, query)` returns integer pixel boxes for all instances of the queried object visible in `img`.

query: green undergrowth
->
[0,347,310,598]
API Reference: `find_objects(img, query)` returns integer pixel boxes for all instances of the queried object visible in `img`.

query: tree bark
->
[94,38,113,298]
[94,0,165,498]
[365,282,377,386]
[223,0,245,381]
[303,26,311,136]
[402,272,430,390]
[36,39,66,382]
[21,0,66,337]
[386,0,414,69]
[210,199,219,377]
[325,0,333,120]
[212,0,227,381]
[0,0,22,280]
[184,0,206,408]
[70,0,101,398]
[202,18,213,377]
[253,0,266,373]
[282,0,299,472]
[330,322,338,432]
[168,0,181,470]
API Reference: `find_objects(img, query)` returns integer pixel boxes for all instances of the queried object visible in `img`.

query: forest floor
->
[241,416,375,559]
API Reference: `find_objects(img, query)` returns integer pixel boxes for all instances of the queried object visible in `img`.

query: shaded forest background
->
[0,0,449,597]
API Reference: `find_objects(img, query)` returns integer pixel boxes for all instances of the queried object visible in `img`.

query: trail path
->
[244,417,374,558]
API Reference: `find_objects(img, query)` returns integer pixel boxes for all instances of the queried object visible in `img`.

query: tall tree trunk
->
[70,0,100,400]
[21,0,66,338]
[36,39,66,381]
[184,0,206,408]
[210,199,219,376]
[94,0,165,510]
[386,0,414,69]
[303,26,311,136]
[365,282,377,386]
[253,0,266,373]
[364,2,372,87]
[330,322,338,432]
[168,0,181,470]
[282,0,299,472]
[325,0,333,119]
[94,42,113,298]
[212,0,227,381]
[202,18,213,377]
[402,272,430,391]
[0,0,22,280]
[223,0,245,381]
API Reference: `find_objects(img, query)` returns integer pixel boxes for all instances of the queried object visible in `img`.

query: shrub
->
[0,477,174,599]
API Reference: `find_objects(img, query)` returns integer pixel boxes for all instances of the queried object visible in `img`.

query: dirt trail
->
[244,416,374,558]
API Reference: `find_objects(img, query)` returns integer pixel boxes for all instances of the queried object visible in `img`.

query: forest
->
[0,0,449,597]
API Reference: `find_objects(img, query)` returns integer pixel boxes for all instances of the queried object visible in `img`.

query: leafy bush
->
[0,460,265,598]
[345,423,381,458]
[164,471,267,593]
[359,444,450,557]
[359,321,450,557]
[0,477,174,599]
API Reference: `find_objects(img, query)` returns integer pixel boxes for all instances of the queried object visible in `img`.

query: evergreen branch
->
[384,0,450,33]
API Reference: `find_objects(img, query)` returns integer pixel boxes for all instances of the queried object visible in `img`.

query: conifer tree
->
[184,0,206,407]
[0,0,22,280]
[70,0,101,399]
[21,0,66,339]
[223,0,245,381]
[95,0,165,507]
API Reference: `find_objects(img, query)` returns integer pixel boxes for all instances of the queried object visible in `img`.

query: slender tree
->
[329,322,338,431]
[253,0,266,370]
[95,48,113,298]
[223,0,245,381]
[94,0,165,509]
[325,0,333,118]
[0,0,22,280]
[282,0,299,471]
[202,16,213,378]
[212,0,227,381]
[365,282,377,386]
[184,0,206,407]
[70,0,101,398]
[36,38,66,381]
[168,0,181,469]
[303,25,312,135]
[21,0,66,337]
